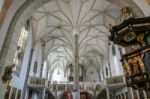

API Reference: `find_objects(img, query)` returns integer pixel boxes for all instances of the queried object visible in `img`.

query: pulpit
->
[110,7,150,90]
[121,46,150,89]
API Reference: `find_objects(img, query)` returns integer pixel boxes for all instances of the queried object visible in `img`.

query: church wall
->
[51,68,67,83]
[0,27,33,99]
[109,44,124,76]
[84,65,100,82]
[29,41,42,77]
[115,45,124,75]
[0,0,26,52]
[133,0,150,16]
[11,28,32,90]
[103,60,110,78]
[109,44,116,76]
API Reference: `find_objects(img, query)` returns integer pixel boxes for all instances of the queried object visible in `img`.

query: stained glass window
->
[13,26,29,75]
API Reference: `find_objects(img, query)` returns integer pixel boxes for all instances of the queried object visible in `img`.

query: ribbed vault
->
[31,0,121,80]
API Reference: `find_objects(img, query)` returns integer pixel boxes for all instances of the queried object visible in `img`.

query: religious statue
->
[128,58,139,76]
[136,33,145,46]
[128,56,146,76]
[123,60,130,79]
[123,32,136,43]
[121,7,133,20]
[1,64,15,84]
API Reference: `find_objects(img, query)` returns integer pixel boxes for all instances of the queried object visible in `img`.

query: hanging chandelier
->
[110,7,150,90]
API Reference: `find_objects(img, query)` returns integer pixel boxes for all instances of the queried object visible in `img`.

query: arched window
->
[106,67,108,77]
[14,26,29,75]
[112,45,116,56]
[33,61,38,75]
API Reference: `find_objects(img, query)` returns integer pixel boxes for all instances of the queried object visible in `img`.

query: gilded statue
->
[121,7,133,20]
[137,55,145,72]
[1,64,15,84]
[123,32,136,42]
[123,60,130,78]
[128,58,139,75]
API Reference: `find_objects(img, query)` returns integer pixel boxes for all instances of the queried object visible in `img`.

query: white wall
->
[29,41,42,77]
[109,44,123,76]
[133,0,150,16]
[84,66,100,82]
[52,68,67,83]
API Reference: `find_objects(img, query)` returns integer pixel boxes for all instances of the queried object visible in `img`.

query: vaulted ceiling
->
[31,0,121,72]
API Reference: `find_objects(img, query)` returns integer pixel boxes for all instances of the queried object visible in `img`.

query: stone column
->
[54,90,57,99]
[106,87,110,99]
[93,88,96,99]
[143,90,147,99]
[127,87,134,99]
[42,88,46,99]
[24,87,29,99]
[136,90,140,99]
[22,48,34,99]
[40,41,45,78]
[74,34,79,90]
[124,93,126,99]
[120,94,123,99]
[0,81,6,99]
[15,89,18,99]
[73,34,80,99]
[40,63,44,77]
[8,87,12,99]
[53,84,57,99]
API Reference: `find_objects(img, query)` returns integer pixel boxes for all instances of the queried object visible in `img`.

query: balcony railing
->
[106,75,124,85]
[49,82,102,92]
[28,76,47,87]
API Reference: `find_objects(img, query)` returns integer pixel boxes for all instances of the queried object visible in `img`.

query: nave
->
[0,0,150,99]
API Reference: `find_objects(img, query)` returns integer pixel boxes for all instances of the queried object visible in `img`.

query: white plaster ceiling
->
[31,0,121,72]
